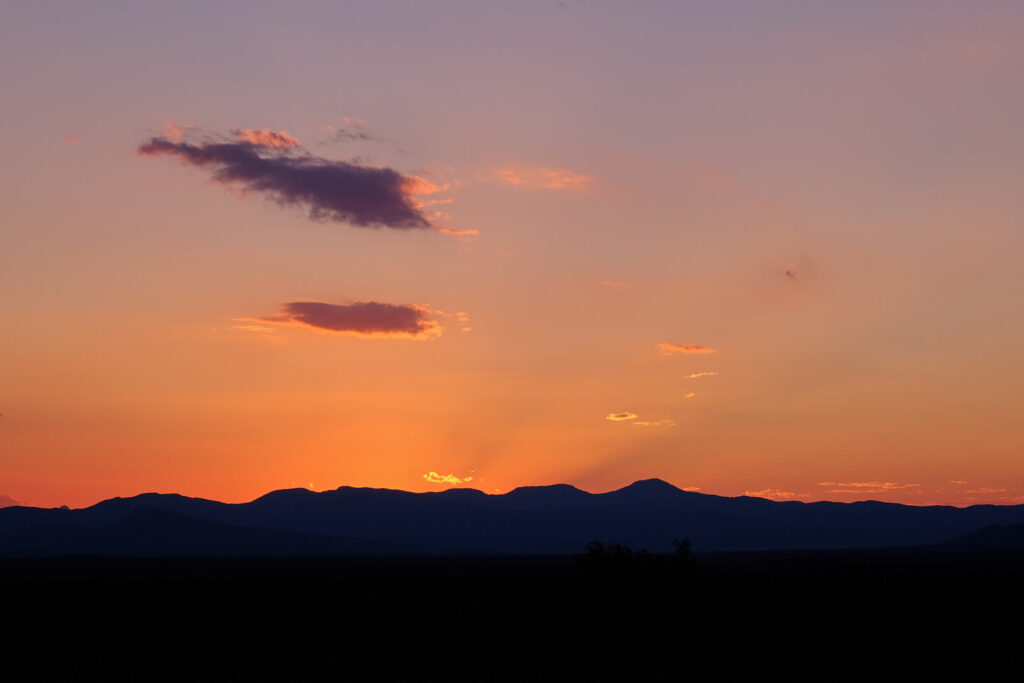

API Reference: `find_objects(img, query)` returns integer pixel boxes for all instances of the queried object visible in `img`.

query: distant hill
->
[3,479,1024,557]
[0,506,409,557]
[942,524,1024,551]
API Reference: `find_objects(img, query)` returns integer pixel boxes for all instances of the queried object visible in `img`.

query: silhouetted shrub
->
[673,538,696,577]
[579,539,696,584]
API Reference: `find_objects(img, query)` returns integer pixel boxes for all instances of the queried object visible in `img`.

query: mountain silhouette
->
[942,523,1024,551]
[3,479,1024,557]
[0,506,405,557]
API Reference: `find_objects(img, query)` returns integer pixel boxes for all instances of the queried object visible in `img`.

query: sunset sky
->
[2,1,1023,508]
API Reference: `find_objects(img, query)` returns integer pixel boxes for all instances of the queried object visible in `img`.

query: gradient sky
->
[2,1,1023,508]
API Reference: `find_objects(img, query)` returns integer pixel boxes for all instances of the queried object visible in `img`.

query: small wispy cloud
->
[234,128,301,149]
[257,300,443,339]
[231,322,285,343]
[434,309,473,332]
[163,121,195,139]
[684,392,696,399]
[965,487,1008,494]
[492,164,592,191]
[818,481,920,493]
[658,343,716,355]
[743,489,800,501]
[631,419,674,427]
[324,117,384,144]
[600,279,632,289]
[686,371,717,379]
[423,472,474,486]
[605,412,639,422]
[62,134,79,144]
[436,226,478,238]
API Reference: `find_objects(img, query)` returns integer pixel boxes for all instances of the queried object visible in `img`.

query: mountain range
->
[3,479,1024,557]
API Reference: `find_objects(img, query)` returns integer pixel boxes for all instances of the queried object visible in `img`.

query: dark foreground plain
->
[4,548,1023,682]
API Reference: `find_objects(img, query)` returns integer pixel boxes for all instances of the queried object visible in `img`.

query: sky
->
[2,0,1023,508]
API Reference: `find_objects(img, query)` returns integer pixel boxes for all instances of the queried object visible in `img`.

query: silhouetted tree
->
[673,538,696,577]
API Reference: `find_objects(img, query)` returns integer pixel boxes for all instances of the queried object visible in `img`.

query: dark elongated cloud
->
[138,136,437,230]
[0,494,23,508]
[263,300,442,339]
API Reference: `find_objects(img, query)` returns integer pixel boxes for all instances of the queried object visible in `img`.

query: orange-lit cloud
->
[681,486,701,492]
[658,343,716,355]
[231,323,285,343]
[600,279,632,289]
[684,392,696,399]
[632,419,674,427]
[260,301,443,339]
[235,128,301,149]
[687,372,717,379]
[818,481,920,490]
[423,472,474,486]
[605,412,638,422]
[492,164,592,191]
[436,226,478,238]
[743,489,800,501]
[965,487,1007,494]
[62,134,79,144]
[950,480,968,485]
[163,121,195,139]
[402,175,450,196]
[819,481,921,494]
[434,309,473,331]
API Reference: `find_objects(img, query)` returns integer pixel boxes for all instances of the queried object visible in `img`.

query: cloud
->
[324,117,384,144]
[605,412,638,422]
[965,487,1008,494]
[163,121,195,139]
[817,481,920,490]
[950,480,968,485]
[428,309,473,332]
[631,419,674,427]
[681,486,701,492]
[235,128,301,149]
[260,301,443,339]
[423,472,473,486]
[658,343,716,355]
[743,489,799,501]
[137,132,451,231]
[231,322,285,344]
[686,372,717,379]
[435,226,478,238]
[684,392,696,399]
[0,494,22,508]
[818,481,921,494]
[62,134,79,144]
[600,279,632,289]
[492,164,592,191]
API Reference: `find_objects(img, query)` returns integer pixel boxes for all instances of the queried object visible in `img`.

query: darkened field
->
[4,549,1023,681]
